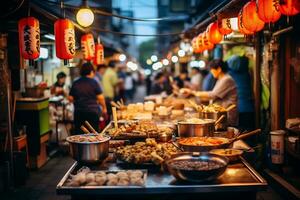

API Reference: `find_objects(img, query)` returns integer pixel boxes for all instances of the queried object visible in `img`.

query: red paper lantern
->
[202,31,214,50]
[81,33,95,60]
[218,18,233,35]
[93,43,104,65]
[279,0,300,16]
[191,37,199,53]
[238,9,255,35]
[207,22,223,44]
[257,0,281,23]
[54,19,76,64]
[242,1,265,32]
[196,34,204,53]
[18,17,40,62]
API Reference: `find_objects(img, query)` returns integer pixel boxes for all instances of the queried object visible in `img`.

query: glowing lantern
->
[81,33,95,60]
[54,19,76,65]
[207,22,223,44]
[202,32,214,50]
[218,18,233,35]
[196,34,204,53]
[93,43,104,65]
[257,0,281,23]
[18,17,40,64]
[279,0,300,16]
[238,9,254,35]
[242,1,265,32]
[191,37,199,53]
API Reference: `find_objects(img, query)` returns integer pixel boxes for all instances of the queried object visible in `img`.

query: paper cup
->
[270,130,286,164]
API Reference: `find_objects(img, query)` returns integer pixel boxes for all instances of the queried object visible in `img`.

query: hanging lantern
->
[242,1,265,32]
[218,18,233,35]
[207,22,223,44]
[238,9,254,35]
[196,34,204,53]
[257,0,281,23]
[202,31,214,50]
[18,17,40,65]
[279,0,300,16]
[54,19,76,65]
[93,43,104,65]
[81,33,95,60]
[191,37,199,53]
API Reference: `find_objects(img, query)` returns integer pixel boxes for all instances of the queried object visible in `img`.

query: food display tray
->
[57,157,267,197]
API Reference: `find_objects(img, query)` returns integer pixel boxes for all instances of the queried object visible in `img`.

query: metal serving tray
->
[57,157,267,196]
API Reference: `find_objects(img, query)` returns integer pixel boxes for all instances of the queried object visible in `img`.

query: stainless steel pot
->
[199,111,227,130]
[66,134,110,164]
[177,119,215,137]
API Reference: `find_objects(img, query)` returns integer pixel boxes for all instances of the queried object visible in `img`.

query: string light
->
[76,0,94,27]
[171,55,178,63]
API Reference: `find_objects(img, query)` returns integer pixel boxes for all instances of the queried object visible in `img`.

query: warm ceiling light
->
[76,1,94,27]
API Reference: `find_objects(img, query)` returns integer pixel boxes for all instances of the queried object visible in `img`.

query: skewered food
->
[178,137,228,146]
[115,138,178,165]
[65,167,146,187]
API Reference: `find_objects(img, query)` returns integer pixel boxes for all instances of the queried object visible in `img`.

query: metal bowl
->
[66,134,110,164]
[177,119,215,137]
[165,152,229,182]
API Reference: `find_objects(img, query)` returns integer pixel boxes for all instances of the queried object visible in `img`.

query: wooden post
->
[254,33,261,128]
[270,38,280,130]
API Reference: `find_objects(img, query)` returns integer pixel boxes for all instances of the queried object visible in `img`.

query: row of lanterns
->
[18,17,104,65]
[192,0,300,53]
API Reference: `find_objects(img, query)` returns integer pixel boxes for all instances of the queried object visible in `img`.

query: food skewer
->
[226,104,236,112]
[112,106,118,130]
[80,125,90,134]
[84,121,98,134]
[110,101,120,109]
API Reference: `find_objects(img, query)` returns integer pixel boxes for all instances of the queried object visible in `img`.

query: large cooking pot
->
[178,129,261,152]
[177,119,215,137]
[177,116,225,137]
[199,111,227,130]
[66,134,110,164]
[165,152,229,182]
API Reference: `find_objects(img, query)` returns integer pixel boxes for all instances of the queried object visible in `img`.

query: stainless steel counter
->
[56,156,267,199]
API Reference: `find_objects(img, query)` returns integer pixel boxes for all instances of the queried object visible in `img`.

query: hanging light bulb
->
[76,0,94,27]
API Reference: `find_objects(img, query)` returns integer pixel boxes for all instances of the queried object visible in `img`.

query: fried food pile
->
[201,104,227,113]
[109,120,173,139]
[115,138,178,165]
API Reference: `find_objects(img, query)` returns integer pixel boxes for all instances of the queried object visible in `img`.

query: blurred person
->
[227,55,255,130]
[189,67,203,91]
[181,59,238,126]
[51,72,67,96]
[102,60,119,117]
[124,71,135,102]
[116,66,126,101]
[202,72,217,91]
[173,70,190,89]
[94,64,107,90]
[151,72,167,94]
[69,62,107,134]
